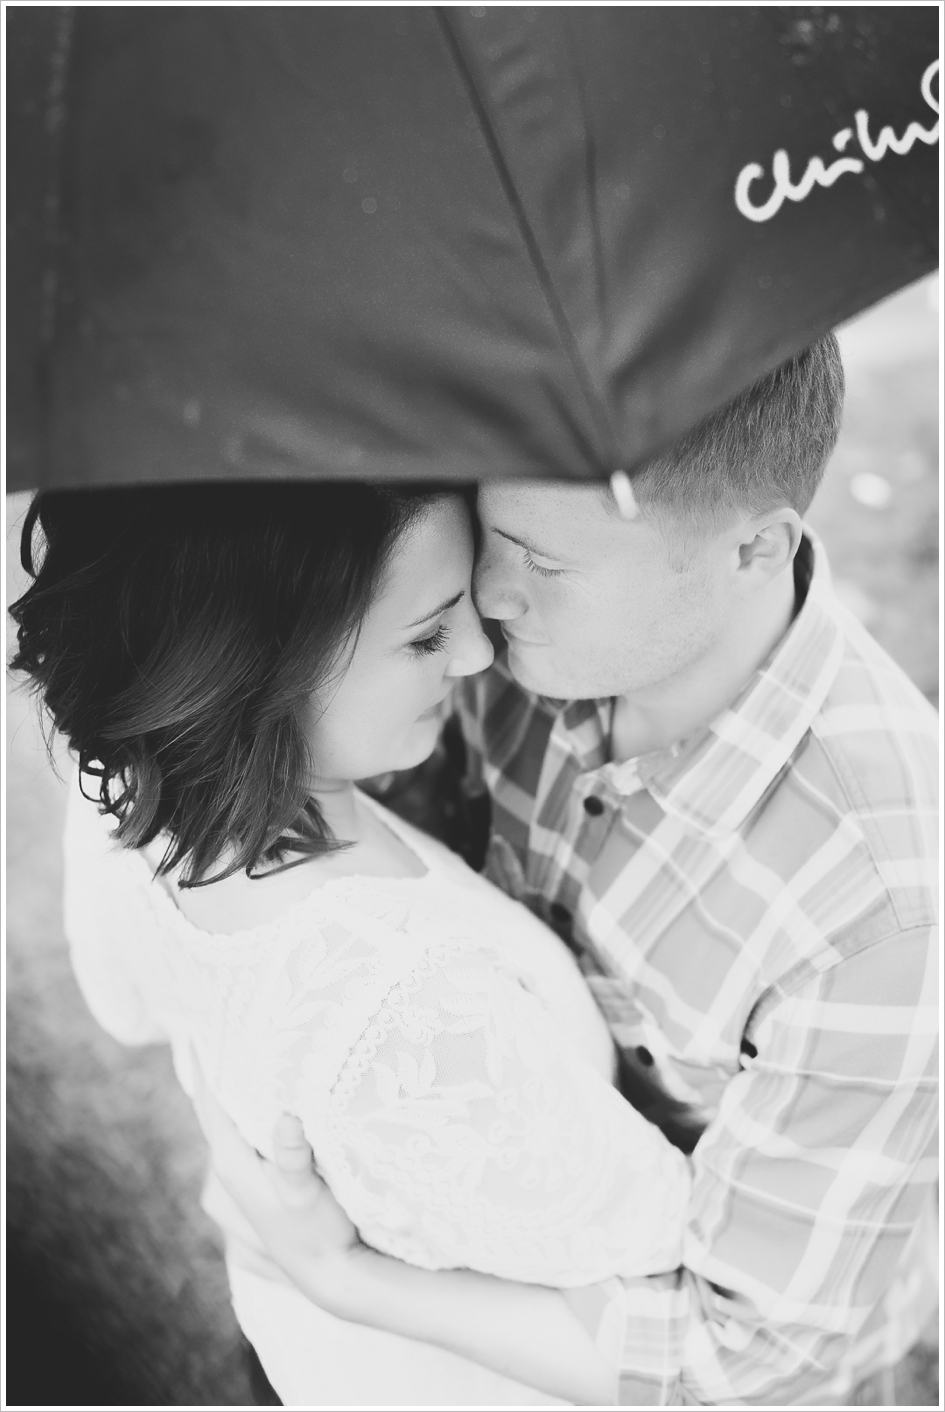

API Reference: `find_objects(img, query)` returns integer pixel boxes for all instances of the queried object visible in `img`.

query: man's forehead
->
[477,479,617,552]
[478,479,611,522]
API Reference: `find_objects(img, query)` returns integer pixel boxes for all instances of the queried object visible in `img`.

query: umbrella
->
[5,5,939,493]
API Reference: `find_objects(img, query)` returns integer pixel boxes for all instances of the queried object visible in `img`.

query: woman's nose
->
[445,603,494,678]
[472,545,527,623]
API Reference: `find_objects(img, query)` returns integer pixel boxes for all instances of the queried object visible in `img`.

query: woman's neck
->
[310,779,360,843]
[146,779,426,936]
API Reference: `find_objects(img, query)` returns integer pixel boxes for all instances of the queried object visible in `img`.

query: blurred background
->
[5,272,940,1407]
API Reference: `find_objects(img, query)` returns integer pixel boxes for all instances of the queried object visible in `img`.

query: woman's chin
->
[401,713,444,767]
[366,715,442,778]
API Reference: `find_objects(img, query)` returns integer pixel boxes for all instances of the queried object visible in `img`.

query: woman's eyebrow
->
[405,590,464,629]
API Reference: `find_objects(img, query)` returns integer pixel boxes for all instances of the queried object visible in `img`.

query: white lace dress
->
[63,770,690,1407]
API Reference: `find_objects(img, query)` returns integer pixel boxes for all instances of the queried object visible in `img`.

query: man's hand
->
[191,1054,359,1305]
[191,1057,614,1403]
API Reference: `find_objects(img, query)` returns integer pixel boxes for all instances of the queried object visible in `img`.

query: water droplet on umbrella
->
[361,197,377,214]
[615,183,630,200]
[758,275,772,289]
[849,472,892,508]
[343,167,358,184]
[182,399,201,427]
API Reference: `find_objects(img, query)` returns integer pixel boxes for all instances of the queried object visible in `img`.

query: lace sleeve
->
[313,946,691,1288]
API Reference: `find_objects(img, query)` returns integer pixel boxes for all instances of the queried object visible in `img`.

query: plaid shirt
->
[455,534,939,1406]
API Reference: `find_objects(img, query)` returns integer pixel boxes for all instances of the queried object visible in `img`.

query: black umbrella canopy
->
[6,5,939,493]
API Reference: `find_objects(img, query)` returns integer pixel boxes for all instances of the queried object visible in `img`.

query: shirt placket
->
[527,709,621,954]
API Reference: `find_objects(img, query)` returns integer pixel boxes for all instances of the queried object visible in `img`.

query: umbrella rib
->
[561,11,609,376]
[435,7,617,472]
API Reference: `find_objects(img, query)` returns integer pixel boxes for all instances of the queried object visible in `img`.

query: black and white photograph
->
[4,5,941,1408]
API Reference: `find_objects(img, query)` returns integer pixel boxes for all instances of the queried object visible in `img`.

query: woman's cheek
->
[390,661,426,725]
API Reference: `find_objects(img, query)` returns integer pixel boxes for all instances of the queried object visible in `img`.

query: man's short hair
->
[628,332,844,524]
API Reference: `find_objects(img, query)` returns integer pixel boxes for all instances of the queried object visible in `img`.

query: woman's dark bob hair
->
[10,481,450,886]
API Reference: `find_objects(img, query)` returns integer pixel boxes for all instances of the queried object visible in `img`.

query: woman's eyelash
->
[409,623,451,657]
[523,551,563,579]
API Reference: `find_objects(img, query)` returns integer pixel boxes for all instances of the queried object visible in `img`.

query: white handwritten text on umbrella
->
[735,59,939,223]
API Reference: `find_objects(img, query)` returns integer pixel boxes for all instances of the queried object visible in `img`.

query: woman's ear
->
[736,507,803,582]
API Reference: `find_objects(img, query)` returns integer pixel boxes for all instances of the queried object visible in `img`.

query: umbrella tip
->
[610,470,639,520]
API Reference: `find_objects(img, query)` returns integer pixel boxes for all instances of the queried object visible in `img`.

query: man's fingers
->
[273,1113,312,1167]
[271,1113,325,1206]
[267,1121,359,1245]
[191,1047,337,1230]
[189,1050,355,1255]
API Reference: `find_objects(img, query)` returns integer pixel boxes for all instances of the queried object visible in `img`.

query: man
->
[197,335,939,1406]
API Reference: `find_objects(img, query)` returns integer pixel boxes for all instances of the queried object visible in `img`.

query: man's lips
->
[501,624,547,647]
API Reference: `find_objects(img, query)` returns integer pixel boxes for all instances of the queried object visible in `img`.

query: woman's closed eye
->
[409,622,452,657]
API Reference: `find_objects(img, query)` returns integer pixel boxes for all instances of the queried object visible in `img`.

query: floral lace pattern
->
[63,776,690,1289]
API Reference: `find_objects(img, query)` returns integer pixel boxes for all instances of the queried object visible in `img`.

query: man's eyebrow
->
[405,590,464,629]
[490,526,562,560]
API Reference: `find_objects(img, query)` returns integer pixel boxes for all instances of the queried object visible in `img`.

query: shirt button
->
[550,902,572,927]
[583,795,605,816]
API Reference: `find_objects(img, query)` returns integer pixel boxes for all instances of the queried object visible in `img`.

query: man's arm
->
[197,923,937,1406]
[193,1076,616,1407]
[601,924,939,1404]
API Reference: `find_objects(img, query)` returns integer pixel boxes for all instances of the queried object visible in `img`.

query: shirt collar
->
[558,532,847,839]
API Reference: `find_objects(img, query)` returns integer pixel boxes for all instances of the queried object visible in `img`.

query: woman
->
[10,482,689,1406]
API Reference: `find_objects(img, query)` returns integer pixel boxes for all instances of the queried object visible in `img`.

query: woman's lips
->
[416,695,452,721]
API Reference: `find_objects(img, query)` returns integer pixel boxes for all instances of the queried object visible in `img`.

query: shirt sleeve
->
[310,945,692,1289]
[62,769,169,1047]
[573,925,939,1405]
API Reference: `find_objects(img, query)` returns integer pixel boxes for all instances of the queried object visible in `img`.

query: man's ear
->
[736,507,802,582]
